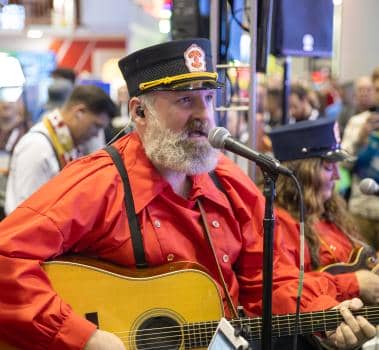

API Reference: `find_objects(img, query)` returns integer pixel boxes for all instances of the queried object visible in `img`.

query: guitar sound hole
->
[136,316,181,350]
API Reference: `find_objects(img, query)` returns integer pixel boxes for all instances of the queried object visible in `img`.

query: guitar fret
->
[287,314,291,336]
[207,321,217,346]
[200,321,208,347]
[310,311,314,333]
[196,322,201,348]
[198,322,203,347]
[275,315,280,337]
[323,310,327,333]
[189,323,194,349]
[183,323,189,348]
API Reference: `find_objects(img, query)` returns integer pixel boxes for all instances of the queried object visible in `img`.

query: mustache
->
[183,120,210,137]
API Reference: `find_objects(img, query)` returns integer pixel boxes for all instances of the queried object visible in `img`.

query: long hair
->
[275,158,362,268]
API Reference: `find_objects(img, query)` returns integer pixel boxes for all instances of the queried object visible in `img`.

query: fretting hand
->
[325,298,376,349]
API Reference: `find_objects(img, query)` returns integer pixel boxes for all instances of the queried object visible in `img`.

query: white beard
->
[141,116,219,175]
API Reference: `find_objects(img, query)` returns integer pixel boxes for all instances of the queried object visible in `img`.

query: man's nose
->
[194,98,212,120]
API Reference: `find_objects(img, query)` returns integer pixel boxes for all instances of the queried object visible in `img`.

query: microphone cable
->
[289,172,305,350]
[105,118,135,147]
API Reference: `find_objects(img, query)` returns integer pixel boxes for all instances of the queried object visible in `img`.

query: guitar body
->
[319,246,378,275]
[3,256,379,349]
[0,258,224,350]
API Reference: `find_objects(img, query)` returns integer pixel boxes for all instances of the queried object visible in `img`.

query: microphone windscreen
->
[359,178,378,195]
[208,127,230,149]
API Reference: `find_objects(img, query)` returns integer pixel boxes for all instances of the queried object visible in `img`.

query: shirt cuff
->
[301,295,339,313]
[49,311,97,350]
[332,272,360,301]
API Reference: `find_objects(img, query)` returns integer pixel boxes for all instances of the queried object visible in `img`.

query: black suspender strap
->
[104,145,148,268]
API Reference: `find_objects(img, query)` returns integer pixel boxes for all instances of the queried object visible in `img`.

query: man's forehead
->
[156,88,215,97]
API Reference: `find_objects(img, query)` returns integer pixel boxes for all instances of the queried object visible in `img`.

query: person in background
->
[266,87,283,128]
[4,84,116,215]
[103,84,131,143]
[40,78,75,117]
[342,67,379,251]
[289,84,320,123]
[50,67,77,84]
[0,97,29,219]
[338,76,375,137]
[0,38,375,350]
[46,67,108,154]
[269,118,379,305]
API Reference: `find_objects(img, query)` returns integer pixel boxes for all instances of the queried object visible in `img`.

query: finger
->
[356,316,376,338]
[334,300,350,310]
[347,298,364,311]
[340,306,361,334]
[336,322,359,348]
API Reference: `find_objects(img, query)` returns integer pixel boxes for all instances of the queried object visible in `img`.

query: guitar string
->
[114,309,379,349]
[113,316,379,350]
[114,319,379,350]
[108,306,379,336]
[105,308,379,346]
[112,312,379,339]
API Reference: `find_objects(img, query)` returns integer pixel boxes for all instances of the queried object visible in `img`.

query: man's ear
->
[129,98,146,126]
[71,103,87,120]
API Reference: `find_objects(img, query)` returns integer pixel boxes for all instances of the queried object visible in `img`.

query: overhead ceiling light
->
[0,54,25,102]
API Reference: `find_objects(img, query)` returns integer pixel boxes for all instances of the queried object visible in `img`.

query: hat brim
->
[321,149,354,162]
[141,79,224,94]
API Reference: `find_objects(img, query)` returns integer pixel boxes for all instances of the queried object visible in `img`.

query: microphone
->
[208,127,293,176]
[359,178,379,195]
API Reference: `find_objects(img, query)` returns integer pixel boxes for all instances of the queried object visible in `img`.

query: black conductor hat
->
[118,38,223,98]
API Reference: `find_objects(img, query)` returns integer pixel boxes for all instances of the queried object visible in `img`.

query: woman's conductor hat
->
[118,38,223,98]
[269,118,351,162]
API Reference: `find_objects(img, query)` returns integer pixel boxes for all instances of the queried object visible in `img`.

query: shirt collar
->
[120,133,229,212]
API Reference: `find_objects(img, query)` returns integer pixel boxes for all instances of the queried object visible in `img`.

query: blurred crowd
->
[2,62,379,258]
[0,67,130,220]
[226,65,379,253]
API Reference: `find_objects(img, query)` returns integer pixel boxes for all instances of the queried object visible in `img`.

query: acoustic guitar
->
[1,256,379,350]
[319,246,379,275]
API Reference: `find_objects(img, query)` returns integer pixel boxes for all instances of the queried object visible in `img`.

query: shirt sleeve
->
[0,208,97,350]
[331,272,360,301]
[0,153,121,350]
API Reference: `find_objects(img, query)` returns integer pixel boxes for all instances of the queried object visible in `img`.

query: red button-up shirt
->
[0,132,343,349]
[275,207,359,301]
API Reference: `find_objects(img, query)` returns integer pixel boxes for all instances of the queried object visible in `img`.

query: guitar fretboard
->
[182,306,379,348]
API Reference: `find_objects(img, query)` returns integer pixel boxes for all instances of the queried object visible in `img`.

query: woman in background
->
[269,118,379,306]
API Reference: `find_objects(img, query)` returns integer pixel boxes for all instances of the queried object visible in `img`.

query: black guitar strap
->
[104,145,148,268]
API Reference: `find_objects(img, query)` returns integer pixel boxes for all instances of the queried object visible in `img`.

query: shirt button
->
[154,219,161,228]
[167,253,175,262]
[212,220,220,228]
[222,254,229,263]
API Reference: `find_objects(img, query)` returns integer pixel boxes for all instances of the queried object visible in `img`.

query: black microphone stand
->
[261,169,278,350]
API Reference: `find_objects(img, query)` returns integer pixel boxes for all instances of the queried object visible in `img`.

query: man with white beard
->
[0,39,376,350]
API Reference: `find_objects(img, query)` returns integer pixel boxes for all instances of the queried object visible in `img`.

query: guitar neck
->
[183,306,379,348]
